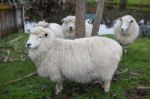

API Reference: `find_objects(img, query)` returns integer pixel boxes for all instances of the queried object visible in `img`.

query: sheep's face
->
[119,17,133,33]
[62,16,75,33]
[26,34,43,49]
[26,27,49,49]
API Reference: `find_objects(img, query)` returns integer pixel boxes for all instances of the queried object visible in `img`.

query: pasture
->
[87,0,150,11]
[0,33,149,99]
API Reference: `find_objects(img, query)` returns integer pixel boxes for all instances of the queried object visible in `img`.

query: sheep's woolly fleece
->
[35,20,64,38]
[114,15,139,45]
[27,27,122,94]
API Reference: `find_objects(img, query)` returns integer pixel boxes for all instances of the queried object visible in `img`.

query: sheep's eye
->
[130,20,134,23]
[39,36,42,38]
[45,33,48,37]
[119,18,122,21]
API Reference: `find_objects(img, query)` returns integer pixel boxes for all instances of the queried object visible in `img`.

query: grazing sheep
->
[26,27,122,95]
[113,15,139,53]
[35,20,64,38]
[61,15,93,39]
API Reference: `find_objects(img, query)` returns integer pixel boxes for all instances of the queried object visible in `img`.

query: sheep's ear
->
[119,18,122,21]
[130,20,134,23]
[45,33,48,37]
[61,19,64,23]
[27,29,31,34]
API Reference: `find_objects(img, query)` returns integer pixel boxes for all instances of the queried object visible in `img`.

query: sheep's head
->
[119,15,134,33]
[26,26,55,49]
[62,15,75,33]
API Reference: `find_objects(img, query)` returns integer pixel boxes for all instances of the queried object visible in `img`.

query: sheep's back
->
[55,37,122,82]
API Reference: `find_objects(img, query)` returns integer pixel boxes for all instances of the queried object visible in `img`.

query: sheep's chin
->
[121,32,129,36]
[69,29,74,33]
[29,46,39,50]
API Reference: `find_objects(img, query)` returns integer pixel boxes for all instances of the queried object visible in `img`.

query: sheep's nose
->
[26,43,31,48]
[121,28,124,32]
[69,27,72,30]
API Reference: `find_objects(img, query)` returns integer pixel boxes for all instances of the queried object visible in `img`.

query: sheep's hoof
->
[55,82,63,95]
[103,80,111,92]
[55,90,61,95]
[123,46,128,54]
[123,50,127,54]
[104,88,110,93]
[55,88,63,95]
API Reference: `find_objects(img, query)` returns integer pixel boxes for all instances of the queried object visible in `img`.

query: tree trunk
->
[119,0,127,11]
[75,0,86,38]
[92,0,105,36]
[119,0,126,17]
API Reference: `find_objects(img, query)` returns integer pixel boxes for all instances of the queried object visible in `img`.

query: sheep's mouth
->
[121,32,129,36]
[26,46,39,50]
[122,29,128,32]
[69,29,74,33]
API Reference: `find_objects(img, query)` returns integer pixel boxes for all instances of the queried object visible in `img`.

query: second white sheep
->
[61,15,93,39]
[113,15,139,53]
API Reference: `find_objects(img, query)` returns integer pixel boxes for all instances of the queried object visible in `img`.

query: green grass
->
[0,33,150,99]
[113,0,150,5]
[87,0,150,11]
[87,0,150,5]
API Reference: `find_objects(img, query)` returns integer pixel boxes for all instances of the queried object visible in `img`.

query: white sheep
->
[35,20,49,28]
[113,15,139,53]
[61,15,93,39]
[26,27,122,95]
[35,20,64,38]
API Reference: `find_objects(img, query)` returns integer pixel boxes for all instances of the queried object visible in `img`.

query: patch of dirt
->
[126,87,150,99]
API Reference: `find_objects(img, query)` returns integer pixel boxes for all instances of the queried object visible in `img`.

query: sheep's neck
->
[29,39,57,67]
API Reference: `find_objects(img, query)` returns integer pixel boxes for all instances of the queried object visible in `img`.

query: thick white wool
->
[27,27,122,93]
[114,15,139,45]
[35,20,64,38]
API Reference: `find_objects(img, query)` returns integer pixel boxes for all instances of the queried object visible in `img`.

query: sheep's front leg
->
[55,81,63,95]
[103,80,111,92]
[123,45,128,54]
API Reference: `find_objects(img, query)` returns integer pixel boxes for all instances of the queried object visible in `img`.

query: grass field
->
[0,33,150,99]
[87,0,150,11]
[113,0,150,5]
[88,0,150,5]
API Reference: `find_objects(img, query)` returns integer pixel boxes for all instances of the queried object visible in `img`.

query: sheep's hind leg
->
[55,81,63,95]
[103,80,111,92]
[123,45,128,54]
